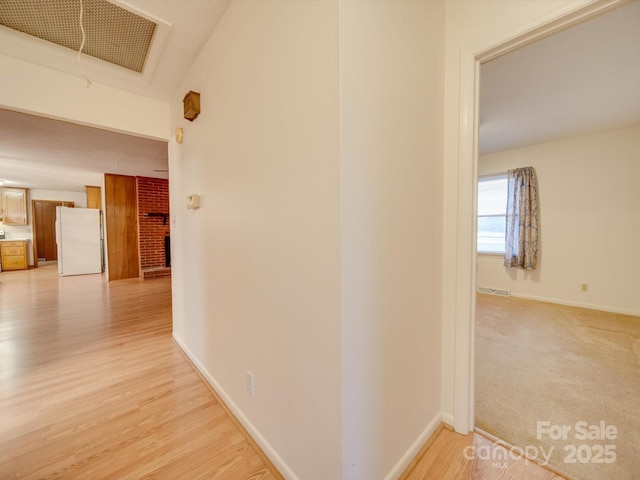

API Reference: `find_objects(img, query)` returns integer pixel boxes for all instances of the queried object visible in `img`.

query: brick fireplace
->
[137,176,170,279]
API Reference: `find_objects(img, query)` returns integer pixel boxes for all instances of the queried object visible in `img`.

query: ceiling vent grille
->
[0,0,156,73]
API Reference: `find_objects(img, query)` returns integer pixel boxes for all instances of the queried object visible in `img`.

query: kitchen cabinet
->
[1,240,28,270]
[86,186,102,210]
[1,188,28,225]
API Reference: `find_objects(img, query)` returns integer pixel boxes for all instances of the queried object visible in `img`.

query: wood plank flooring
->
[404,426,566,480]
[0,263,279,479]
[0,263,580,480]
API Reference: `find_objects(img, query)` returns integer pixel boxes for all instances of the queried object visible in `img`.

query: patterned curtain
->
[504,167,539,269]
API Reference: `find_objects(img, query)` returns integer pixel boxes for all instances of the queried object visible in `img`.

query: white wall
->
[171,0,447,478]
[5,0,624,474]
[0,54,169,140]
[339,1,444,479]
[477,125,640,315]
[441,0,594,425]
[169,2,342,479]
[0,223,30,241]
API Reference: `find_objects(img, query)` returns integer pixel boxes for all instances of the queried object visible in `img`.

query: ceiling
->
[0,1,638,192]
[480,0,640,155]
[0,108,168,192]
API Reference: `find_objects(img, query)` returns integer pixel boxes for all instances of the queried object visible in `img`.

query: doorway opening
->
[461,2,638,478]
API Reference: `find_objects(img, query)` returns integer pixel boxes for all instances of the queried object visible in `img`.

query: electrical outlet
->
[580,283,589,292]
[246,370,255,396]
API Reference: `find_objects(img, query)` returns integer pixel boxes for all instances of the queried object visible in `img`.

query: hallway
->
[0,264,278,479]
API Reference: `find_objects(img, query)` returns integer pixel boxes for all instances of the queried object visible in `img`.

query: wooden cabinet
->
[1,188,28,225]
[1,240,28,270]
[86,186,102,210]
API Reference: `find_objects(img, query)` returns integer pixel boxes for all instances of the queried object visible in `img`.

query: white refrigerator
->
[55,206,103,276]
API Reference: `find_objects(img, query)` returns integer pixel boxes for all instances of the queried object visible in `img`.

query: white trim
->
[116,0,172,78]
[510,293,639,317]
[383,413,445,480]
[453,0,629,435]
[441,412,455,427]
[478,172,508,181]
[477,252,503,257]
[453,42,479,434]
[172,333,300,480]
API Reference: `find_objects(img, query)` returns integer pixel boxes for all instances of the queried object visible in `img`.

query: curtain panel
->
[504,166,539,269]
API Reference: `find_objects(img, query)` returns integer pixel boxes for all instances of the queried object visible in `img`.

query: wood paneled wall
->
[104,174,139,281]
[32,200,74,263]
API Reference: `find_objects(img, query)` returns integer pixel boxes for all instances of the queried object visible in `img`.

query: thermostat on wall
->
[186,194,200,209]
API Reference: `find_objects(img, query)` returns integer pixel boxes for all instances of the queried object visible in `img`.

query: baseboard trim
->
[172,333,295,480]
[172,336,459,480]
[441,412,455,427]
[386,413,447,480]
[510,293,639,317]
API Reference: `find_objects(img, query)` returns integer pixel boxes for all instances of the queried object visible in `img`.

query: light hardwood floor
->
[402,425,566,480]
[1,263,573,480]
[0,263,280,479]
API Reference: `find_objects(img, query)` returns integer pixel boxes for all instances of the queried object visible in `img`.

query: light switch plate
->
[186,194,200,209]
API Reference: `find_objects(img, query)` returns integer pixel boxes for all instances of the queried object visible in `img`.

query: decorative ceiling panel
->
[0,0,156,73]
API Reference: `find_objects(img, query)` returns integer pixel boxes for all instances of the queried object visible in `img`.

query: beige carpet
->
[475,294,640,480]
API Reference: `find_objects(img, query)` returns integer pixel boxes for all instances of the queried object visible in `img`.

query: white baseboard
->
[510,293,639,317]
[172,333,299,480]
[441,412,454,427]
[383,412,444,480]
[174,333,458,480]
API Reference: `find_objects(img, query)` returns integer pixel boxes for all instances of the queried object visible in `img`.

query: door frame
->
[452,0,629,433]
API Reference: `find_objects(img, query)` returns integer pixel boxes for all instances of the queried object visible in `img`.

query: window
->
[477,175,507,254]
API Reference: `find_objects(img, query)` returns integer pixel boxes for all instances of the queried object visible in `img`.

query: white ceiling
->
[0,108,168,192]
[480,0,640,155]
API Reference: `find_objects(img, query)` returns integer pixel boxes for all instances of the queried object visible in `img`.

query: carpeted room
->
[475,294,640,480]
[474,127,640,480]
[474,4,640,478]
